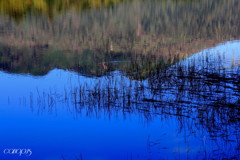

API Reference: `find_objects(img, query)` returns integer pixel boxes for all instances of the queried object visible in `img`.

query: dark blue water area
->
[0,41,239,160]
[0,71,192,160]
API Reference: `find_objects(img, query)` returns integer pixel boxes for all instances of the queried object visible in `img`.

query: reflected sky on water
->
[0,41,239,160]
[0,0,240,159]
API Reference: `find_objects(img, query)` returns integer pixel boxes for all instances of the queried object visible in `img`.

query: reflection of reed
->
[25,51,240,121]
[23,51,240,158]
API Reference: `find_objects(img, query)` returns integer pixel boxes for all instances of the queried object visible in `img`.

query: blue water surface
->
[0,41,239,160]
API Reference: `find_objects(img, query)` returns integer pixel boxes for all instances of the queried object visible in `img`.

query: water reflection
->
[0,0,240,76]
[0,41,239,159]
[27,41,240,120]
[0,0,240,159]
[0,44,175,78]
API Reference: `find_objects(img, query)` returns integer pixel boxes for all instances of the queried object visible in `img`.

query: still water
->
[0,0,240,160]
[0,41,239,160]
